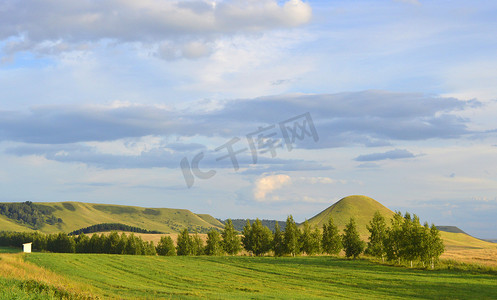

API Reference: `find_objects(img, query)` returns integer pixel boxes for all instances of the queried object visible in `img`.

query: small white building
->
[23,242,32,253]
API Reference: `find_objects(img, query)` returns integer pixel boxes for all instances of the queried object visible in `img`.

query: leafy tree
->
[241,220,253,254]
[409,214,425,267]
[249,219,273,256]
[222,219,241,255]
[322,217,342,255]
[106,231,121,254]
[89,233,104,253]
[176,229,193,256]
[385,212,404,264]
[400,212,418,267]
[366,211,387,261]
[156,236,176,256]
[75,233,90,253]
[284,215,301,256]
[205,230,223,256]
[144,241,157,256]
[310,227,322,255]
[300,220,320,255]
[48,233,75,253]
[342,218,365,259]
[125,233,144,255]
[116,233,128,255]
[272,222,285,257]
[32,232,48,252]
[425,223,445,269]
[191,233,204,256]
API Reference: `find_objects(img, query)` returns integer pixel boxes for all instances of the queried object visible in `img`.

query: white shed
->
[23,242,32,253]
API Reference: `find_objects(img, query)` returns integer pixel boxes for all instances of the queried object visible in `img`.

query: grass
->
[0,253,99,299]
[440,231,497,267]
[0,247,22,254]
[22,253,497,299]
[0,215,35,233]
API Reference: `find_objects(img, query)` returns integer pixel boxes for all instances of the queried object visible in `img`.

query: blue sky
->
[1,0,497,238]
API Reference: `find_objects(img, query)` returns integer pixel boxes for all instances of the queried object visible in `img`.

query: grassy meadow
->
[0,252,488,299]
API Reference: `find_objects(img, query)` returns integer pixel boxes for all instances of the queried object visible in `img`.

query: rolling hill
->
[0,201,224,234]
[305,195,497,258]
[306,195,396,237]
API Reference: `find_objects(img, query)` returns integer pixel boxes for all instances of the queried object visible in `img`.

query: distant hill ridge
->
[435,226,468,235]
[0,201,224,234]
[0,197,487,247]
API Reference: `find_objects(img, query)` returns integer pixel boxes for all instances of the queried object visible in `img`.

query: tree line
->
[169,212,444,268]
[222,219,286,232]
[0,231,156,255]
[0,211,445,268]
[68,223,163,235]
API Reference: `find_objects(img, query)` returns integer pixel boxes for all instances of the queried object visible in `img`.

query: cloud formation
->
[5,141,326,171]
[253,174,291,201]
[0,91,478,147]
[354,149,416,162]
[0,0,312,58]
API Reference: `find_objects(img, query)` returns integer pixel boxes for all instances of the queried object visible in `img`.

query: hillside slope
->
[306,195,396,236]
[307,195,497,255]
[0,202,224,234]
[0,215,35,232]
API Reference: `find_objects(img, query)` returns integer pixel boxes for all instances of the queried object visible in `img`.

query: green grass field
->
[20,253,497,299]
[0,247,21,253]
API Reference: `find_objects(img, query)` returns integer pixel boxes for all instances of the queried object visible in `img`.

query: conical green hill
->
[306,195,396,237]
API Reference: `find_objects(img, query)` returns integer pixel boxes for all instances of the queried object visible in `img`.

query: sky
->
[1,0,497,238]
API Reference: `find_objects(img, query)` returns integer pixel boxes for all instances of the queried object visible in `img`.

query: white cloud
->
[253,174,292,201]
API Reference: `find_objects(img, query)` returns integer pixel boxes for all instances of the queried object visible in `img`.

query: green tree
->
[191,233,204,256]
[400,212,417,267]
[385,212,404,264]
[272,222,285,257]
[156,236,176,256]
[48,233,75,253]
[241,220,253,254]
[32,232,48,252]
[222,219,241,255]
[176,229,193,256]
[284,215,301,256]
[144,241,157,256]
[205,230,223,256]
[300,220,320,255]
[116,232,127,254]
[75,233,90,253]
[89,233,104,253]
[322,217,342,255]
[310,227,322,255]
[366,211,387,261]
[106,231,121,254]
[249,219,273,256]
[125,233,144,255]
[342,218,365,259]
[425,224,445,269]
